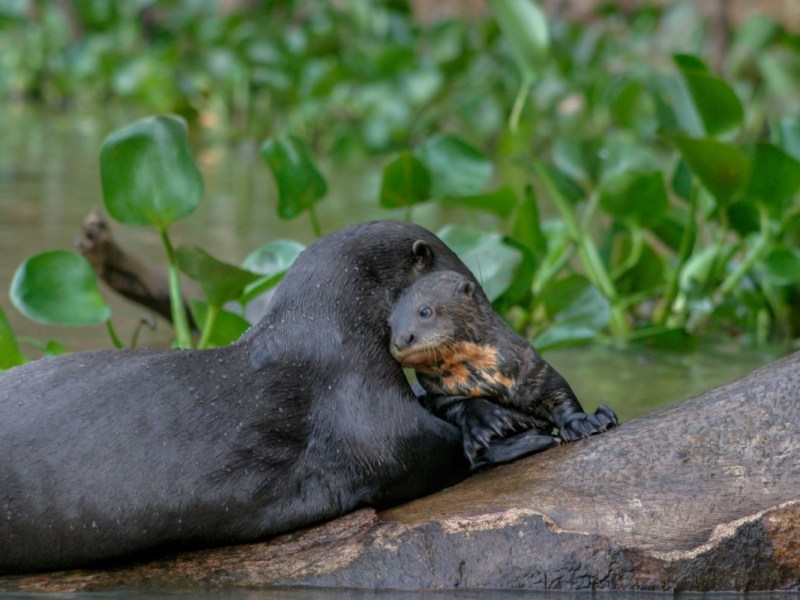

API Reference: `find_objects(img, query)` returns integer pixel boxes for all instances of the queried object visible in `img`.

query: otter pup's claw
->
[559,404,619,442]
[473,430,559,469]
[442,397,517,462]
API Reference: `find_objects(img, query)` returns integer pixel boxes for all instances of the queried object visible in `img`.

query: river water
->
[0,107,795,598]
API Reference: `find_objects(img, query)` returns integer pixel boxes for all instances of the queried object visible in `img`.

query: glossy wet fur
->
[390,270,618,462]
[0,221,557,574]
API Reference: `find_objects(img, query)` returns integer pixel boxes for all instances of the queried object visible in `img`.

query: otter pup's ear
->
[411,240,434,268]
[458,281,476,298]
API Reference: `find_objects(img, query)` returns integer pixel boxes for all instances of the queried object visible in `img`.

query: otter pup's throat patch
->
[419,341,514,396]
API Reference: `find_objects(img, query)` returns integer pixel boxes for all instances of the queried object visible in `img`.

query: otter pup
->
[389,270,618,462]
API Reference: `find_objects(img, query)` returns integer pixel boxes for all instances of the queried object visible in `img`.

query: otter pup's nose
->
[392,332,415,352]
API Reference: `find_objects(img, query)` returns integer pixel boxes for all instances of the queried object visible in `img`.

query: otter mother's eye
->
[419,306,432,319]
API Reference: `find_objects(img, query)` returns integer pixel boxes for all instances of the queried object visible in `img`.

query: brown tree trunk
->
[2,351,798,592]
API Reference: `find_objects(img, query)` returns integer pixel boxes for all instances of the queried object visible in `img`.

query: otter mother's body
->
[0,222,546,575]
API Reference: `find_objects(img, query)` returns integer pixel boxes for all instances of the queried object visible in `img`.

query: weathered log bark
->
[2,351,798,592]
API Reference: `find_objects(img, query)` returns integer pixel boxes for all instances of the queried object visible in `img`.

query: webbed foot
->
[442,397,517,463]
[473,429,559,470]
[558,404,618,442]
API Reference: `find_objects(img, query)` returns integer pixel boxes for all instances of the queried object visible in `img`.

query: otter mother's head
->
[244,221,484,363]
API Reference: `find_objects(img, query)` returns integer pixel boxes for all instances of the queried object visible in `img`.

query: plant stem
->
[718,206,772,296]
[509,76,533,134]
[308,205,322,238]
[105,319,124,349]
[160,227,193,349]
[532,162,629,336]
[655,184,698,326]
[198,304,220,349]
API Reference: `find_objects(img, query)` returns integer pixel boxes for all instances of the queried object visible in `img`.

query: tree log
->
[2,351,798,592]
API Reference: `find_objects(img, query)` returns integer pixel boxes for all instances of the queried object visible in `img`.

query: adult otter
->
[389,270,618,461]
[0,221,550,575]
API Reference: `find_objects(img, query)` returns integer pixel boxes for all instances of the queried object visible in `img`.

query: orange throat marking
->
[417,341,514,395]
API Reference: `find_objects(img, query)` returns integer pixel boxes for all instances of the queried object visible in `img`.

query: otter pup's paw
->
[473,430,559,470]
[442,398,516,462]
[558,404,619,442]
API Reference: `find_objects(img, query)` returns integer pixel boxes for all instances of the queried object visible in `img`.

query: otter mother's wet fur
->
[389,270,618,461]
[0,222,547,575]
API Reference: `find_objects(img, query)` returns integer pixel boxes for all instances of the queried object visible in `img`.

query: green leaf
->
[744,143,800,212]
[261,135,327,219]
[11,251,111,326]
[242,240,305,278]
[614,243,666,296]
[176,245,261,307]
[510,185,546,260]
[762,247,800,286]
[599,170,668,227]
[438,186,517,218]
[540,275,611,331]
[772,117,800,161]
[674,54,744,136]
[417,134,493,198]
[535,275,611,350]
[437,225,522,301]
[674,136,750,207]
[379,152,431,209]
[189,300,251,348]
[100,115,204,228]
[240,240,305,303]
[0,305,25,369]
[486,0,549,82]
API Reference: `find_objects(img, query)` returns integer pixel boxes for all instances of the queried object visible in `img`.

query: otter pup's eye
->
[419,306,432,319]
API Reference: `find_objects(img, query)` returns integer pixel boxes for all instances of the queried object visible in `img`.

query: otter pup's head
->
[388,270,480,368]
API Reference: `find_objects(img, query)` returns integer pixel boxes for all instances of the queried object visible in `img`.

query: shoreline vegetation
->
[2,0,800,367]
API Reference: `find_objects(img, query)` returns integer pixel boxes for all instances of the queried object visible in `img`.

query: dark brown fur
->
[389,270,618,461]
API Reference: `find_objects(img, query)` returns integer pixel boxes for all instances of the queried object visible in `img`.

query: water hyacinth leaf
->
[0,306,25,369]
[674,136,749,206]
[533,276,610,349]
[437,225,522,301]
[242,240,305,279]
[674,54,744,136]
[772,117,800,161]
[100,115,204,228]
[379,152,431,209]
[417,134,493,198]
[438,186,517,218]
[744,143,800,211]
[541,275,611,331]
[261,135,327,219]
[10,250,111,326]
[240,240,305,303]
[727,200,760,237]
[600,170,668,227]
[510,185,546,260]
[486,0,549,82]
[762,247,800,286]
[614,243,667,296]
[652,74,704,137]
[176,245,261,307]
[189,300,251,347]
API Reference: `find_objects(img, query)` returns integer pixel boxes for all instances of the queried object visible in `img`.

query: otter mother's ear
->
[411,239,434,268]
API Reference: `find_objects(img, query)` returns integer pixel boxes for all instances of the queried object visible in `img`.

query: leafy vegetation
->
[2,1,800,369]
